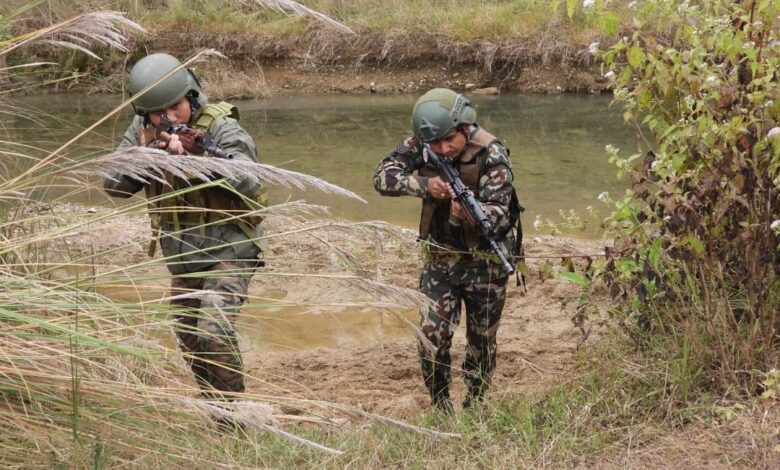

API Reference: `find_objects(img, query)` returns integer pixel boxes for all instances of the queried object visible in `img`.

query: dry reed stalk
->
[247,0,355,35]
[0,11,143,59]
[79,147,367,203]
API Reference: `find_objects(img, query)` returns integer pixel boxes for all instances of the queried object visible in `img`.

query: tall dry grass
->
[0,6,446,466]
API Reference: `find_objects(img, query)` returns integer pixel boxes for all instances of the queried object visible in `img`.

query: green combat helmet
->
[128,53,202,114]
[411,88,477,142]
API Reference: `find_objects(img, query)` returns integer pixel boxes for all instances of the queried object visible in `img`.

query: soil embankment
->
[148,27,611,97]
[33,22,614,98]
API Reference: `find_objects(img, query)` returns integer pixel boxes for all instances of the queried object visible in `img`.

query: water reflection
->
[3,93,633,235]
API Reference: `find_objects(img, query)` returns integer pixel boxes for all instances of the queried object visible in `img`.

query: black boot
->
[462,388,485,410]
[431,384,453,413]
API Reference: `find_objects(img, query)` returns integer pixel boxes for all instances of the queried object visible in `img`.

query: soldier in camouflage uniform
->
[104,53,264,401]
[373,88,521,411]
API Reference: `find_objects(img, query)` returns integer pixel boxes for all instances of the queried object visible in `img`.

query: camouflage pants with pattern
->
[419,256,508,407]
[170,260,256,400]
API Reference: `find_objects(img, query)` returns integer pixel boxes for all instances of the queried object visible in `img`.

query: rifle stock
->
[156,115,234,160]
[423,143,515,275]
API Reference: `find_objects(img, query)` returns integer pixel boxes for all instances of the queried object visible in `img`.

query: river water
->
[4,92,632,234]
[4,92,633,350]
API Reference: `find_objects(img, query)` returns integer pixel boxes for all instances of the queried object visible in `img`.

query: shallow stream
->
[5,92,633,350]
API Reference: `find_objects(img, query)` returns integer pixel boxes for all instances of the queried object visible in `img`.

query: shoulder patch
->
[485,141,511,168]
[396,136,419,154]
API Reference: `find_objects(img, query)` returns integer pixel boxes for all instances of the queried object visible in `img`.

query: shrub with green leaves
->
[600,0,779,393]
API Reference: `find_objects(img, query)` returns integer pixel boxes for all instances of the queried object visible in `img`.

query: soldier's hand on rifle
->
[450,195,468,222]
[157,132,185,155]
[427,176,451,200]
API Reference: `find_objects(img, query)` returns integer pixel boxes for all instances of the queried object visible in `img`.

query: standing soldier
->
[104,53,265,402]
[373,88,522,412]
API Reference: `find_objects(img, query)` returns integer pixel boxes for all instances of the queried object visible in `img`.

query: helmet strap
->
[184,69,203,114]
[185,90,201,114]
[187,69,202,89]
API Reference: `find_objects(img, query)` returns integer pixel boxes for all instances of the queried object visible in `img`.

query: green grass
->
[13,0,672,41]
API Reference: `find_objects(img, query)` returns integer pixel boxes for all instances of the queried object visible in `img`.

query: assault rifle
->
[423,143,515,275]
[156,115,234,160]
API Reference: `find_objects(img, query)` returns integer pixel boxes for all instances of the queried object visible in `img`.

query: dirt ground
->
[245,224,604,418]
[56,202,606,418]
[45,202,780,467]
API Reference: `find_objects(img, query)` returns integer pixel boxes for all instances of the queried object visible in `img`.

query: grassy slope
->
[18,1,680,67]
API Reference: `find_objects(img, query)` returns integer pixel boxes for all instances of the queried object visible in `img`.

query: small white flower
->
[597,191,610,202]
[768,127,780,137]
[533,216,543,231]
[583,0,595,7]
[706,75,717,83]
[604,70,615,79]
[605,144,617,153]
[770,220,780,231]
[588,42,599,54]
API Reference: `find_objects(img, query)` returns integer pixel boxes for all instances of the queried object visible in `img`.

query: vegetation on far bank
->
[2,1,688,96]
[19,0,670,41]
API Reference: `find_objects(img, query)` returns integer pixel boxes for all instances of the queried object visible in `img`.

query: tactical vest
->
[144,102,268,256]
[418,128,524,259]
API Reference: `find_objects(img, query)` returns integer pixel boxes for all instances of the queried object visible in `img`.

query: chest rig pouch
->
[144,102,268,256]
[418,128,524,261]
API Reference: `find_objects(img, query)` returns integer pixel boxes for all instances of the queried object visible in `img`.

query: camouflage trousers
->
[418,256,508,406]
[170,259,256,400]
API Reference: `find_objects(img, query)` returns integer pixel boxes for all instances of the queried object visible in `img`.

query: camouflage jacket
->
[103,110,261,275]
[373,125,518,261]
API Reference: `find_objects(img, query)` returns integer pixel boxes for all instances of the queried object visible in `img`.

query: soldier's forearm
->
[103,172,144,198]
[374,169,428,197]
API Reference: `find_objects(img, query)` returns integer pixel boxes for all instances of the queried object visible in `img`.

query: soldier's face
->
[148,98,192,127]
[429,128,467,158]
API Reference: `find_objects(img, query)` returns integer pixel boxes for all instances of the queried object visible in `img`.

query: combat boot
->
[431,384,453,413]
[462,388,485,410]
[432,395,454,413]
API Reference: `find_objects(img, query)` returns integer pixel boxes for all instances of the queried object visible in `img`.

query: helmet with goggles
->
[411,88,477,142]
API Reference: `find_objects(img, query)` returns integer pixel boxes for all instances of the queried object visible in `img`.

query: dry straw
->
[0,6,447,465]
